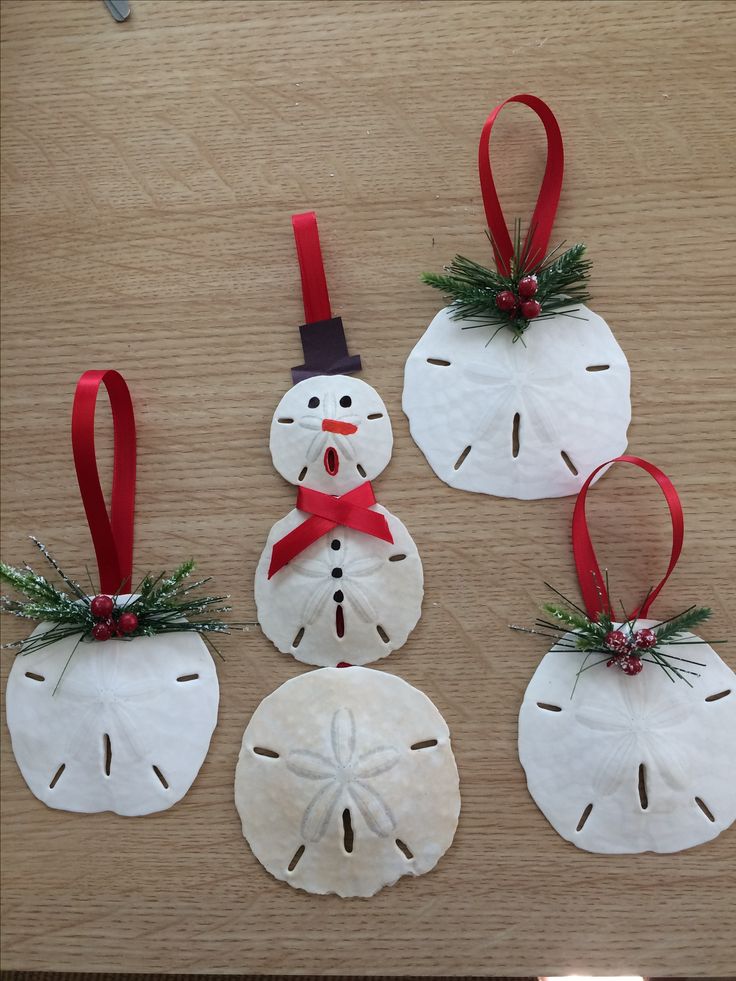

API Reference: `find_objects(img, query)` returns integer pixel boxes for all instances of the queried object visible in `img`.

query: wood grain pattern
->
[2,0,735,974]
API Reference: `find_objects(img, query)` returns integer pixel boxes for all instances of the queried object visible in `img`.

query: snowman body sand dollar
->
[6,606,219,816]
[234,666,460,897]
[518,621,736,853]
[403,304,631,500]
[255,374,424,666]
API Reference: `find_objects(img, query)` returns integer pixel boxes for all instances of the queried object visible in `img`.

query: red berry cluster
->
[495,276,542,321]
[604,627,657,676]
[89,594,139,641]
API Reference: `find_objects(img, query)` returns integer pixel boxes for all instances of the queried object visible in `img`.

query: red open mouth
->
[324,447,339,476]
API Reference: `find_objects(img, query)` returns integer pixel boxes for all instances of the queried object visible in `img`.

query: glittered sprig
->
[1,539,256,691]
[511,582,717,698]
[423,220,591,342]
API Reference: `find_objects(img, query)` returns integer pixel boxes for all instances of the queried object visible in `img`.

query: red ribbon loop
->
[478,93,564,276]
[292,211,332,323]
[268,482,393,578]
[572,456,684,621]
[71,370,136,594]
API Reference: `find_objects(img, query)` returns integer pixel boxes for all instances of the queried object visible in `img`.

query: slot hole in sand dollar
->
[705,689,731,702]
[298,466,308,481]
[537,702,562,712]
[388,553,406,562]
[49,763,66,789]
[292,627,305,648]
[695,797,715,822]
[561,450,578,475]
[512,413,520,458]
[342,808,354,853]
[395,839,414,860]
[411,739,438,750]
[152,765,169,789]
[24,671,45,682]
[376,625,390,644]
[576,803,593,831]
[104,733,112,777]
[288,845,305,871]
[176,673,199,683]
[427,358,451,366]
[253,747,279,759]
[356,463,367,478]
[453,446,471,471]
[586,364,610,372]
[638,763,648,810]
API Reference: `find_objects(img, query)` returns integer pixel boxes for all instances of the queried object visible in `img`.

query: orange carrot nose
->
[322,419,358,435]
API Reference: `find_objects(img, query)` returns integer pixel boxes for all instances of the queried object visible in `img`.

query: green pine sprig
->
[423,220,591,342]
[511,583,718,697]
[1,540,255,684]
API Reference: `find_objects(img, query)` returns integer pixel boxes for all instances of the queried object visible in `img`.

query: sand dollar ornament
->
[235,666,460,897]
[403,94,631,500]
[1,370,233,816]
[255,213,423,666]
[516,457,736,853]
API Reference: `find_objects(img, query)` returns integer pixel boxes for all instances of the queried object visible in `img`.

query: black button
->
[331,539,341,550]
[331,567,343,578]
[333,590,344,603]
[339,395,352,408]
[308,396,320,408]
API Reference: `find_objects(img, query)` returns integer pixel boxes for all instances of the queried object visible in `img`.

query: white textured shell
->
[6,621,219,816]
[255,506,423,666]
[270,375,393,494]
[234,667,460,897]
[402,304,631,499]
[518,621,736,853]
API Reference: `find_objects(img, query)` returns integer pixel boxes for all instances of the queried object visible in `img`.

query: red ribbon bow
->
[268,482,394,578]
[572,456,684,621]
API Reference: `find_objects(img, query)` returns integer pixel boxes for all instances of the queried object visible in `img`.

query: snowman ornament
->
[255,213,423,666]
[403,94,631,500]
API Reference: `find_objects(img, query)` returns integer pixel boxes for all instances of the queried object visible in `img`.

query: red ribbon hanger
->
[478,93,564,276]
[71,370,136,594]
[268,482,393,578]
[292,211,332,324]
[572,456,684,621]
[290,211,361,383]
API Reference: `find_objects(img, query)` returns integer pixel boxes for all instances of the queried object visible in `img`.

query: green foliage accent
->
[422,220,592,341]
[512,582,716,697]
[652,606,712,645]
[1,541,236,666]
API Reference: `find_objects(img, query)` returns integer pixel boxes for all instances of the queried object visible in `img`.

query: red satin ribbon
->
[572,456,684,621]
[268,482,393,578]
[72,370,136,594]
[478,93,564,276]
[292,211,332,323]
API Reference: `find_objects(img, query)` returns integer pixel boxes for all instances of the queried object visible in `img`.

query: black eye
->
[339,395,352,408]
[308,396,320,408]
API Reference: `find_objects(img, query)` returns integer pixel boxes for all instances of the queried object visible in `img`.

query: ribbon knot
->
[268,482,394,579]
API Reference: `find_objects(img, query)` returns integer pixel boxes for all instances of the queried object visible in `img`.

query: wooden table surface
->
[2,0,735,975]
